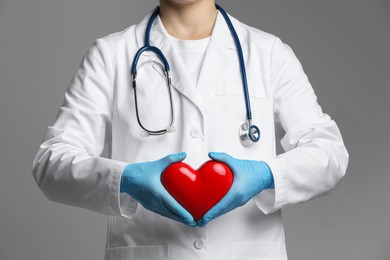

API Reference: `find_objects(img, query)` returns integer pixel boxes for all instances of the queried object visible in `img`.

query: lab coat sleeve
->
[31,38,138,218]
[254,37,349,214]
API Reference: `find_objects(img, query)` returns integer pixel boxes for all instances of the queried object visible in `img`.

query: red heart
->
[161,160,234,221]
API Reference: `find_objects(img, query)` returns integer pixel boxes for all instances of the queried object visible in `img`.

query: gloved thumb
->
[174,152,187,162]
[159,152,187,169]
[208,152,228,162]
[165,152,187,163]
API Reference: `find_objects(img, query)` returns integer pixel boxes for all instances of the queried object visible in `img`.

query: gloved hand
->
[197,152,274,227]
[120,152,196,227]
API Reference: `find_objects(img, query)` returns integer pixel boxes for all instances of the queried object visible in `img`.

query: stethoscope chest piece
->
[238,121,260,147]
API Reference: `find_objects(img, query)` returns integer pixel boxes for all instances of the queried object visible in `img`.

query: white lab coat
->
[32,9,349,260]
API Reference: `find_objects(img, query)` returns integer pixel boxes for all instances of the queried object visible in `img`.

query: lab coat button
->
[190,129,199,138]
[193,239,204,249]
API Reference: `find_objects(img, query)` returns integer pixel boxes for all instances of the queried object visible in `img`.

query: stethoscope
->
[131,4,260,147]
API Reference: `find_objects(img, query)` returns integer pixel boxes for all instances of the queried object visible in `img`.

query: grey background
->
[0,0,389,259]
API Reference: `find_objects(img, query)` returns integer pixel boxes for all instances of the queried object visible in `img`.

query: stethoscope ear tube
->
[132,46,170,75]
[131,7,171,76]
[131,6,175,136]
[132,70,175,136]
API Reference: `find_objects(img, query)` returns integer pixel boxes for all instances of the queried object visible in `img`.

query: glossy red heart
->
[161,160,234,221]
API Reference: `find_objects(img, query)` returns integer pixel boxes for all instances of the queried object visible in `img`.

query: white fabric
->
[32,8,349,260]
[168,34,210,87]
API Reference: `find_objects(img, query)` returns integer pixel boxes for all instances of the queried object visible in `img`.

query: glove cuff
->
[260,161,275,189]
[120,164,133,193]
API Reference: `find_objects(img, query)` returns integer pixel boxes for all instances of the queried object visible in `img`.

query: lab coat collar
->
[134,7,242,111]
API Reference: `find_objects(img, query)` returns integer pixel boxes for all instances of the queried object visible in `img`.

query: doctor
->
[32,0,349,259]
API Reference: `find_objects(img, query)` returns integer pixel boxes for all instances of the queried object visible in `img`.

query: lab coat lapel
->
[135,10,204,111]
[196,11,237,101]
[160,38,204,109]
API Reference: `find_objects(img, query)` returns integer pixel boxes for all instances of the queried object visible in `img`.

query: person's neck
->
[159,1,217,40]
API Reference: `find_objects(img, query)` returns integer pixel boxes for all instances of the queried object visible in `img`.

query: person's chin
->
[161,0,207,6]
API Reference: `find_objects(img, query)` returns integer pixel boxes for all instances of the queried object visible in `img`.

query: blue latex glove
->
[197,152,274,227]
[120,152,196,227]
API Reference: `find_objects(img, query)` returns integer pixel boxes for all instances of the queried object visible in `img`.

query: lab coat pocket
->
[216,81,266,99]
[230,241,287,260]
[214,52,265,98]
[107,245,170,260]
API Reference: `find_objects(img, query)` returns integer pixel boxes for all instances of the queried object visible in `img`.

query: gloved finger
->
[160,190,196,227]
[159,152,187,169]
[197,189,236,227]
[149,206,193,227]
[197,201,235,227]
[140,198,192,226]
[143,195,193,226]
[161,201,196,227]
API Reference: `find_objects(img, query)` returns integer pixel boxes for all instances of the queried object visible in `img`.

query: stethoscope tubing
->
[215,4,253,121]
[132,5,253,121]
[130,4,260,145]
